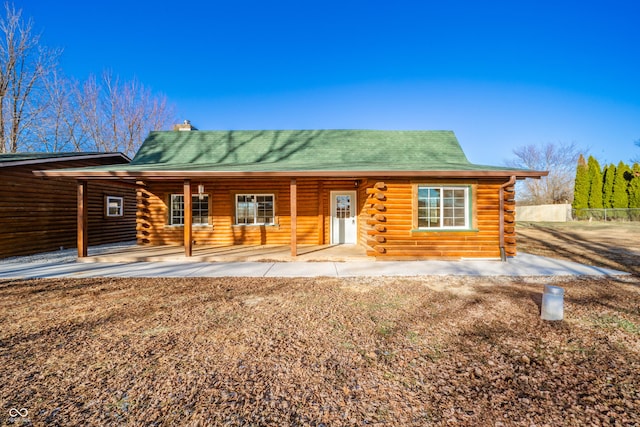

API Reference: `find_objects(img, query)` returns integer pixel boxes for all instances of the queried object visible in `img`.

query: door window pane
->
[335,195,351,219]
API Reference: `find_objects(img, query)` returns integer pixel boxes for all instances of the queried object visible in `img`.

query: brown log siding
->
[138,179,359,246]
[360,179,509,258]
[0,159,136,258]
[138,177,511,259]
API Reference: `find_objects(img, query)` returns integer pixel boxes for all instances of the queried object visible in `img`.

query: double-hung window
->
[170,194,209,225]
[417,186,469,229]
[105,196,124,217]
[236,194,274,225]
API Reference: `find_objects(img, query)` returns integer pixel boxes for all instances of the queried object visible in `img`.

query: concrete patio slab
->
[0,252,629,279]
[334,254,627,277]
[263,262,339,277]
[77,243,369,263]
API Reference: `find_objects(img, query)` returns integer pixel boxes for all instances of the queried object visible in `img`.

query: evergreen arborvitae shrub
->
[587,156,603,210]
[602,164,615,209]
[628,164,640,220]
[572,154,589,212]
[612,162,630,219]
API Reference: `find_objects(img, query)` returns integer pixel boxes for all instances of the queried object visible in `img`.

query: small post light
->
[198,184,205,200]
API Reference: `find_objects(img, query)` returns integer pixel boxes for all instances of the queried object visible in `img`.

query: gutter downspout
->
[499,175,517,262]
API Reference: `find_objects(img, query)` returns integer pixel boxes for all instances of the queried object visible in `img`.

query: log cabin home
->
[35,129,547,260]
[0,152,136,258]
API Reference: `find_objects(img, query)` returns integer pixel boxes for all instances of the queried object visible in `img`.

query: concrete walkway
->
[0,252,629,279]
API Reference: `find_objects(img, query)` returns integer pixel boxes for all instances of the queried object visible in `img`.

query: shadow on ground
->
[516,223,640,276]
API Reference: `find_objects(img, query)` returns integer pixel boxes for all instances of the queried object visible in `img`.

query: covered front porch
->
[77,243,368,263]
[75,176,368,260]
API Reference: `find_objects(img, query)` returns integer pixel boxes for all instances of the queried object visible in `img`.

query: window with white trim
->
[170,194,209,225]
[236,194,274,225]
[417,186,469,229]
[105,196,124,217]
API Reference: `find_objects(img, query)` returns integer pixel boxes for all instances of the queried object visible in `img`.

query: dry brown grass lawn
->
[516,221,640,276]
[1,222,639,426]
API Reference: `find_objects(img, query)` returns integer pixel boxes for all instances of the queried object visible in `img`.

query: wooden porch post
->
[317,182,324,244]
[77,180,88,258]
[184,179,192,257]
[291,178,297,257]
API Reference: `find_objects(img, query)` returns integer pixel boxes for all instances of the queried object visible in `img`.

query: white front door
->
[331,191,357,244]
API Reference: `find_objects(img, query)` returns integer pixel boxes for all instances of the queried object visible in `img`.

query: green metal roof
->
[32,130,547,178]
[128,130,471,171]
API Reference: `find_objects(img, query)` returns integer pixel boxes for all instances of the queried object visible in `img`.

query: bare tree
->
[75,71,175,157]
[0,3,173,155]
[505,142,586,205]
[30,70,86,152]
[0,2,60,153]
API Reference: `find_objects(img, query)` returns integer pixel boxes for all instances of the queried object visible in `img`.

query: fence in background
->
[572,208,640,222]
[517,204,572,222]
[516,204,640,222]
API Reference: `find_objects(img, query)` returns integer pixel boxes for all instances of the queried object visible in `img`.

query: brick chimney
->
[173,120,197,131]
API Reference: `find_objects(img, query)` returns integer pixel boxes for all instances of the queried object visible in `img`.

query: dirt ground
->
[516,221,640,276]
[1,222,639,426]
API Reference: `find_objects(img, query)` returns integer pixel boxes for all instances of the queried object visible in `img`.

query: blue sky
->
[15,0,640,166]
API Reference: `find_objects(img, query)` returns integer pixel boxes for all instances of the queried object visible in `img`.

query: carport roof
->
[0,152,129,168]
